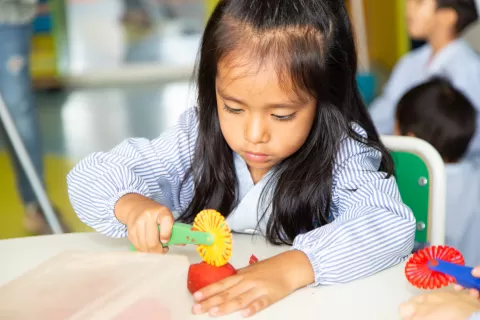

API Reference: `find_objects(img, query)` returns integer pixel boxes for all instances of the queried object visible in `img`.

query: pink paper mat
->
[0,251,191,319]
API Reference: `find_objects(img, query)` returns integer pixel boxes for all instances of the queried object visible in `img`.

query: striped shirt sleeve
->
[292,124,416,286]
[66,108,198,238]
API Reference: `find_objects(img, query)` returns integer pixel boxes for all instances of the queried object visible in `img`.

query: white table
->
[0,232,425,319]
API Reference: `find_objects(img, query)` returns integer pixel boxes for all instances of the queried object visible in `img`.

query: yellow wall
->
[30,34,57,80]
[365,0,409,70]
[206,0,219,20]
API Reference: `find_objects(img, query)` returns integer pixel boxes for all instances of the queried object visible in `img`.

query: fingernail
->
[161,239,168,244]
[193,292,203,300]
[193,304,202,314]
[209,307,219,316]
[473,267,480,276]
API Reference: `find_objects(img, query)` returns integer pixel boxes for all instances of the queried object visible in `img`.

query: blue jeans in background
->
[0,23,43,206]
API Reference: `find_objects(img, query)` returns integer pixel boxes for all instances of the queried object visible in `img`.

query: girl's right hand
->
[454,266,480,299]
[115,193,175,253]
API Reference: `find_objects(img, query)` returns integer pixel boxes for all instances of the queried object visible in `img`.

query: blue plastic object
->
[429,259,480,291]
[356,73,376,105]
[33,14,52,33]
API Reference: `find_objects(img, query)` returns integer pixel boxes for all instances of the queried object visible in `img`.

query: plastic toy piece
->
[249,254,258,265]
[192,209,233,267]
[405,245,480,291]
[130,209,232,267]
[187,255,258,294]
[165,222,214,246]
[187,262,236,294]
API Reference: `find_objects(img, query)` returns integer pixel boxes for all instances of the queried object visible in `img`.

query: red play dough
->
[187,262,236,294]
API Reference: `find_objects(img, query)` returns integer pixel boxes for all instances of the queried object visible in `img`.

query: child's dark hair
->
[436,0,478,34]
[396,77,477,162]
[179,0,393,245]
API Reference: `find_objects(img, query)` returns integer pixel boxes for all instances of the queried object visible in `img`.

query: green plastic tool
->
[129,222,214,251]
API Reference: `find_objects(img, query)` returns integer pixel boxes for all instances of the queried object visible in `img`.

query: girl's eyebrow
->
[217,88,247,106]
[217,87,309,108]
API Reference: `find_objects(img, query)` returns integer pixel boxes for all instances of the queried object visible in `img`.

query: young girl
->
[67,0,416,317]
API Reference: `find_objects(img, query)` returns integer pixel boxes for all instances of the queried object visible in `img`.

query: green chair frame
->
[381,135,446,245]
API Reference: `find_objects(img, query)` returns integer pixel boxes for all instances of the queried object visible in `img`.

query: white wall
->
[464,21,480,53]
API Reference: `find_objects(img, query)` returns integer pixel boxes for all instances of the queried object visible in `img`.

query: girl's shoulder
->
[153,107,200,150]
[334,123,381,169]
[168,107,200,138]
[178,107,200,126]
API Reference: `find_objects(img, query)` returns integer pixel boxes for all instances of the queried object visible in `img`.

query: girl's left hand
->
[191,250,314,318]
[399,291,480,320]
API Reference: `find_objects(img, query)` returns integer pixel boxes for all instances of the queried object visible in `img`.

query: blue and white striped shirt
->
[67,107,416,286]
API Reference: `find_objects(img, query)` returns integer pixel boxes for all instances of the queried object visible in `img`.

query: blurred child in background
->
[395,77,480,266]
[0,0,68,234]
[0,0,47,233]
[370,0,480,157]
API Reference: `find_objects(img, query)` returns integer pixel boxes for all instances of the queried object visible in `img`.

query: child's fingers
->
[398,302,416,319]
[145,219,164,253]
[127,230,139,251]
[473,266,480,277]
[453,284,465,292]
[134,223,148,252]
[468,289,479,299]
[411,294,427,304]
[157,212,174,245]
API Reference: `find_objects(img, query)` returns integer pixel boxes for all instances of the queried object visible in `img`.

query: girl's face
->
[215,55,317,183]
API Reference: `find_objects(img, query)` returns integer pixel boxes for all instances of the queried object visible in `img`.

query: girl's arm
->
[66,108,198,238]
[292,124,416,286]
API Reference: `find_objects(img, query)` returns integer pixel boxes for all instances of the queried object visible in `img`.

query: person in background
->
[395,77,480,266]
[0,0,67,234]
[370,0,480,157]
[399,266,480,319]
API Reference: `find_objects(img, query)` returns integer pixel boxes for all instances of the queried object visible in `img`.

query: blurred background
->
[0,0,479,239]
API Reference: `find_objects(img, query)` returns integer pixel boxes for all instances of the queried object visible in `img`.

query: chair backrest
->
[381,135,446,245]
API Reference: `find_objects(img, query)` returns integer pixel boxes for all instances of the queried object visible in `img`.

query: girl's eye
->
[272,113,296,122]
[223,104,243,114]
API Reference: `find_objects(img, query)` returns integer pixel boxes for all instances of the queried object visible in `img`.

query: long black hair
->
[179,0,393,245]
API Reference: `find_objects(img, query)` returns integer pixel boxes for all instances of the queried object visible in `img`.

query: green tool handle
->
[129,222,214,251]
[165,223,214,246]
